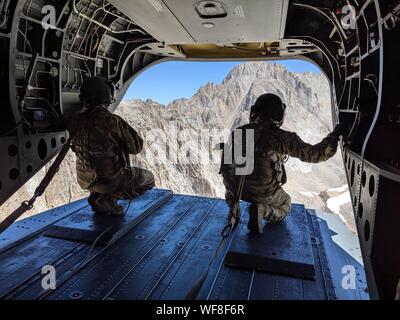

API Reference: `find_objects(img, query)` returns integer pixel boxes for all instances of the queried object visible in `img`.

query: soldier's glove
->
[332,124,348,140]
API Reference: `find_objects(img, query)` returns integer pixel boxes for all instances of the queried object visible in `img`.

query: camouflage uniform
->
[222,119,340,223]
[65,105,155,214]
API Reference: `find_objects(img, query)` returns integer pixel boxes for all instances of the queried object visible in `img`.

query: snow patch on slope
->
[327,191,351,222]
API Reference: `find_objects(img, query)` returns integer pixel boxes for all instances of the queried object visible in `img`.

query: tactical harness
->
[74,108,134,210]
[73,108,131,185]
[0,109,132,233]
[219,130,288,237]
[270,151,288,186]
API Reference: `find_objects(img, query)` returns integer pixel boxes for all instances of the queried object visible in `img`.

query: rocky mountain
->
[0,62,355,232]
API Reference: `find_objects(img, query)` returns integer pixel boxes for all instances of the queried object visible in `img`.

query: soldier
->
[221,93,345,233]
[65,76,155,216]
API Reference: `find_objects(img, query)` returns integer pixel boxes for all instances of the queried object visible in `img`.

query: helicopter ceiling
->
[109,0,289,44]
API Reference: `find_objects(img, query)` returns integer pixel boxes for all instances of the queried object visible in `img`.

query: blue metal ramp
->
[0,189,368,300]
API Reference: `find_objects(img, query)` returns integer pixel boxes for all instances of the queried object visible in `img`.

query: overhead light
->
[195,1,227,19]
[202,22,215,28]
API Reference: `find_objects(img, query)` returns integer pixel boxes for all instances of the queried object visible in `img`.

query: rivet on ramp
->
[310,236,320,245]
[135,235,145,240]
[69,291,83,300]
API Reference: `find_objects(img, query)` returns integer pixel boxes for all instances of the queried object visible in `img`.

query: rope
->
[76,225,114,271]
[186,160,248,299]
[0,118,26,137]
[221,174,246,238]
[185,225,235,300]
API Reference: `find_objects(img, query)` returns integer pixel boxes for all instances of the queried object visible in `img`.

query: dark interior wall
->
[286,0,400,299]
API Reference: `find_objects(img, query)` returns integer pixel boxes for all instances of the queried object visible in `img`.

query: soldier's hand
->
[332,124,347,139]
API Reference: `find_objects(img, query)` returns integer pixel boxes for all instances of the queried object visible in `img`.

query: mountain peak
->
[223,62,288,83]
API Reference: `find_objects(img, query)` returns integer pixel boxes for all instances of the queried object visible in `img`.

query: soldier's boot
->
[247,203,266,234]
[94,194,125,216]
[88,192,104,214]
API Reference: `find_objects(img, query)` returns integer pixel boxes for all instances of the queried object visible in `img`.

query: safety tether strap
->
[185,213,239,300]
[185,140,249,299]
[221,174,246,238]
[221,123,265,238]
[0,137,72,234]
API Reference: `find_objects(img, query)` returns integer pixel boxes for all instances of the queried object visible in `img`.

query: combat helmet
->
[250,93,287,126]
[80,76,116,108]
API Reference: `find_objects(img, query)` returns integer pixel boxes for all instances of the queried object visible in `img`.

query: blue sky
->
[123,59,321,105]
